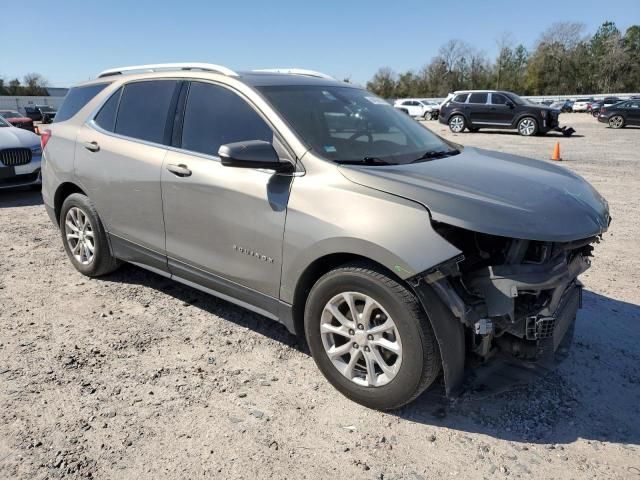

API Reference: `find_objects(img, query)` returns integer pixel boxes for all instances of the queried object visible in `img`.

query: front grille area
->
[0,148,32,166]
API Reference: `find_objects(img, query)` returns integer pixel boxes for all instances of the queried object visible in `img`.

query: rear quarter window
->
[54,83,110,123]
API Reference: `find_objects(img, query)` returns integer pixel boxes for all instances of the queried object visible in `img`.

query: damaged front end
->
[410,222,601,396]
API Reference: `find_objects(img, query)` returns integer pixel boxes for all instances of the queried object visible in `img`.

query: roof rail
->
[252,68,336,81]
[97,63,238,78]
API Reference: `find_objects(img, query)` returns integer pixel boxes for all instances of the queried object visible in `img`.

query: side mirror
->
[218,140,291,172]
[505,101,515,108]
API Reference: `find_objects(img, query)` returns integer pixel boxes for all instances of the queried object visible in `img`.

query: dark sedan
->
[0,110,36,132]
[597,100,640,128]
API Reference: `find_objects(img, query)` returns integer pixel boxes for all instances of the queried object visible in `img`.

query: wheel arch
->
[290,253,403,338]
[54,182,87,224]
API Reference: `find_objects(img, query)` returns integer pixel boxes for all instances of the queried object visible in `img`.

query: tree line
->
[366,21,640,98]
[0,73,49,96]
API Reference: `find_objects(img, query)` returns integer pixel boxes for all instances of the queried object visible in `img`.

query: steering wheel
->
[348,131,373,143]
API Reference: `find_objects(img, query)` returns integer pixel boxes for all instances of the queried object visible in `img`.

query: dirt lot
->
[1,114,639,479]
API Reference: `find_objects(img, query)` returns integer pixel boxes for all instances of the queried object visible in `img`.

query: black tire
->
[59,193,120,277]
[304,262,441,410]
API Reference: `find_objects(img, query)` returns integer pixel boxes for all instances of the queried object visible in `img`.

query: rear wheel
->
[448,114,466,133]
[60,193,120,277]
[517,117,538,136]
[608,115,624,129]
[304,263,441,410]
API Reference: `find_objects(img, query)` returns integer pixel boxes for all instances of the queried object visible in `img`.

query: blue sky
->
[3,0,639,87]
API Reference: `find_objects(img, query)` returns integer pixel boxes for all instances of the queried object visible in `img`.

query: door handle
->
[166,163,192,177]
[84,141,100,152]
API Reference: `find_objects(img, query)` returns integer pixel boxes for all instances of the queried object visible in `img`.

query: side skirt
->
[108,234,296,333]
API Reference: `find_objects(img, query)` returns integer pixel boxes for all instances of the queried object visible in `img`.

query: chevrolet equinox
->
[42,64,610,409]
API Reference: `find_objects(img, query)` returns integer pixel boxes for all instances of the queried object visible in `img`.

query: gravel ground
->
[1,114,639,479]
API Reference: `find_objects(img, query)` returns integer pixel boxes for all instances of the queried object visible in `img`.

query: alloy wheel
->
[609,116,624,128]
[320,292,402,387]
[518,118,536,136]
[65,207,95,265]
[449,115,465,133]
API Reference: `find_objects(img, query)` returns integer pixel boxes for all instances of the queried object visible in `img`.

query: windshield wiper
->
[412,149,460,162]
[335,156,392,166]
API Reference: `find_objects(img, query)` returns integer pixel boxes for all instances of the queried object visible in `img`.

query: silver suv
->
[42,63,610,409]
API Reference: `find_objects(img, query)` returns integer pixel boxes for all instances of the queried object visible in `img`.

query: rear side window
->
[54,83,109,123]
[115,80,179,144]
[180,82,272,157]
[94,87,122,132]
[453,93,468,103]
[468,93,488,104]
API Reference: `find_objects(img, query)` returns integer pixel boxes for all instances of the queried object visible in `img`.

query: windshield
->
[0,111,20,119]
[0,117,9,127]
[39,106,55,112]
[257,85,455,164]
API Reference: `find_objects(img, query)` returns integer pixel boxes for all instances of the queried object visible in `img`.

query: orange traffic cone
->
[551,142,562,161]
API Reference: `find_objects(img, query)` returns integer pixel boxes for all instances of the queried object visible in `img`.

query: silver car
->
[0,115,42,189]
[42,63,610,409]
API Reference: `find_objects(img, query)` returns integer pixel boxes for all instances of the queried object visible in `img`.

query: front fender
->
[280,167,461,303]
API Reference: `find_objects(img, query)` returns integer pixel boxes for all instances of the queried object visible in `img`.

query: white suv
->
[394,99,430,118]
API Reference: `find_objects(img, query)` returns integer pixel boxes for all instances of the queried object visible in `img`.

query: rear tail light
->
[601,108,607,114]
[40,129,52,149]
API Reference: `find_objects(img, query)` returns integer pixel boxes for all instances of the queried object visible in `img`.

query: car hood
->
[338,147,610,242]
[0,126,40,148]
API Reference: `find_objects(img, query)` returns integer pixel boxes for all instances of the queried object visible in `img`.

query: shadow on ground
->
[471,130,585,138]
[102,263,640,446]
[0,189,43,208]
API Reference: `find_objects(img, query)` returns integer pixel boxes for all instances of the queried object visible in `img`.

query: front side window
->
[258,85,456,165]
[468,93,488,104]
[114,80,179,144]
[453,93,468,103]
[180,82,273,157]
[491,93,508,105]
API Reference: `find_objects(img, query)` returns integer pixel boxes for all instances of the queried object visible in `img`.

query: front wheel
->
[60,193,120,277]
[517,117,538,136]
[448,114,466,133]
[608,115,625,129]
[304,263,441,410]
[424,112,433,121]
